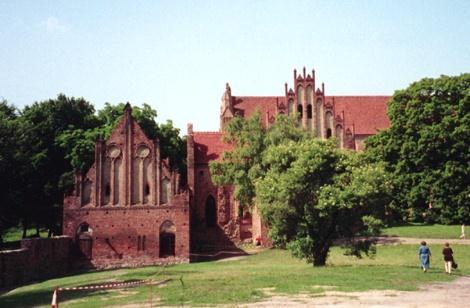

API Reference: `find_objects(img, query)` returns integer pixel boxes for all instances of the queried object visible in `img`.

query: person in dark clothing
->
[442,242,454,274]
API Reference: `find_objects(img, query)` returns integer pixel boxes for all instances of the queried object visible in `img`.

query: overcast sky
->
[1,0,469,133]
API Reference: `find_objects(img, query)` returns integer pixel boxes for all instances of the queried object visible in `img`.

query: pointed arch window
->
[161,177,171,204]
[326,128,332,139]
[307,104,312,119]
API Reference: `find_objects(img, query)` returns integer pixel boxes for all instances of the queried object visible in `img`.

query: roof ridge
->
[327,95,392,97]
[233,95,284,98]
[193,131,221,134]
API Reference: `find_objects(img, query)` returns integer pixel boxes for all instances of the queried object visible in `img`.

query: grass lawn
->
[381,224,463,239]
[2,226,49,243]
[1,244,469,307]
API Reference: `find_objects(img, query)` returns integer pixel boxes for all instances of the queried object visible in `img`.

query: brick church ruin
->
[62,68,390,267]
[63,104,190,267]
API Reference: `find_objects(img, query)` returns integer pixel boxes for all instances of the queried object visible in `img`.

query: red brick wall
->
[0,237,71,288]
[190,164,241,251]
[63,199,190,268]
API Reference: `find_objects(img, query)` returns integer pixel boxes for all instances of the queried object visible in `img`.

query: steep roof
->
[192,132,233,164]
[232,96,283,123]
[192,95,391,163]
[329,96,391,135]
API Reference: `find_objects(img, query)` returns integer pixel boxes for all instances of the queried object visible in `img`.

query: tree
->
[366,74,470,224]
[257,139,391,265]
[15,94,97,236]
[211,113,391,266]
[0,100,21,242]
[210,112,306,208]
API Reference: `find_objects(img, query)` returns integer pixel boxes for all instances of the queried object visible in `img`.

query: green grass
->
[2,244,469,307]
[2,226,49,243]
[381,224,462,239]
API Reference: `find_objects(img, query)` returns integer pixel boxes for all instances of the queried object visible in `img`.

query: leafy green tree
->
[210,112,306,207]
[366,74,470,224]
[257,139,391,266]
[211,113,391,266]
[0,100,21,242]
[15,94,97,236]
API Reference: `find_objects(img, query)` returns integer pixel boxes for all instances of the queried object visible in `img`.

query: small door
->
[78,235,92,259]
[159,233,175,257]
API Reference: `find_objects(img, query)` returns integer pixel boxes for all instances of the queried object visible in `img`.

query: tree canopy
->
[0,100,22,236]
[211,113,391,265]
[366,74,470,224]
[210,113,307,208]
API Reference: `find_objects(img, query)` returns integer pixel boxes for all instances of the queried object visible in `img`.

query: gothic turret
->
[220,82,234,130]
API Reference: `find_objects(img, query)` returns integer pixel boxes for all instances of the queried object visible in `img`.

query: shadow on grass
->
[0,279,162,308]
[190,249,249,262]
[0,287,59,307]
[0,288,112,308]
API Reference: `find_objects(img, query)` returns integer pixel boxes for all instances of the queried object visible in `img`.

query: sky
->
[1,0,469,133]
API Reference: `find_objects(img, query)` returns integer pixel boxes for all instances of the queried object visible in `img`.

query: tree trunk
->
[313,244,330,266]
[35,223,40,237]
[22,221,27,239]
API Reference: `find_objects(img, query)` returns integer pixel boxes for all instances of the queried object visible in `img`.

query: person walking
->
[442,242,454,274]
[418,241,431,272]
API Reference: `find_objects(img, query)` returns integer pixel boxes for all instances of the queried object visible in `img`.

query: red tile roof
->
[193,96,391,163]
[192,132,233,164]
[232,96,283,124]
[329,96,391,135]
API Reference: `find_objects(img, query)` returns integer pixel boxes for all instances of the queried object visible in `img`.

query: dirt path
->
[374,236,470,245]
[242,275,470,307]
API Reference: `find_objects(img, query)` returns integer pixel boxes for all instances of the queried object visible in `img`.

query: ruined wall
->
[63,195,190,269]
[188,129,255,251]
[0,237,71,288]
[191,164,240,251]
[63,104,190,268]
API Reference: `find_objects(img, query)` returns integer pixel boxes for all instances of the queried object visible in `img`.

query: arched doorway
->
[76,223,93,259]
[159,220,176,257]
[326,128,332,139]
[205,195,217,227]
[240,209,253,240]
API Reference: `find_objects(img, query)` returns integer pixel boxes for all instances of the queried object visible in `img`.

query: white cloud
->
[41,17,69,33]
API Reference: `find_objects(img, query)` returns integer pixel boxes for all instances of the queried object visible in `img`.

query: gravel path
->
[243,276,470,307]
[374,236,470,245]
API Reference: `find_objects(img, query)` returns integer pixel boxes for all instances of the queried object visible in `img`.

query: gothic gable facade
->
[63,104,189,268]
